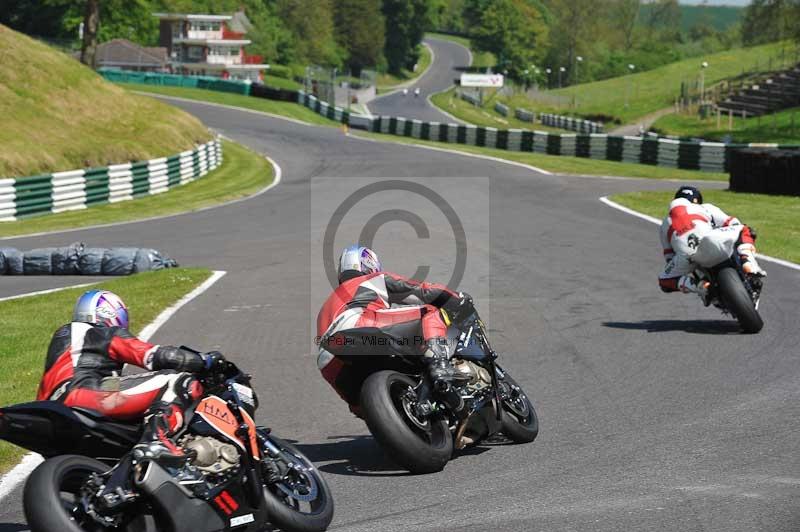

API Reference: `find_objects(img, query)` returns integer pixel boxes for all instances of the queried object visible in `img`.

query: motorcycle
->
[694,249,765,334]
[332,307,538,474]
[0,353,334,532]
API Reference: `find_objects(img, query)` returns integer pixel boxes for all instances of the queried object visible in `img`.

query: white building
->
[154,12,268,81]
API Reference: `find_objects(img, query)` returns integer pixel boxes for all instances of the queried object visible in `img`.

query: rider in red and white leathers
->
[658,186,765,299]
[316,245,472,412]
[38,289,225,464]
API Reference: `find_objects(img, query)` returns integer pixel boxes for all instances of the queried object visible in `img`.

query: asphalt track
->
[2,40,800,532]
[366,37,470,123]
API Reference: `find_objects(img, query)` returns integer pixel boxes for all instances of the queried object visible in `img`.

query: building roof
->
[228,10,253,33]
[153,13,232,22]
[94,39,167,67]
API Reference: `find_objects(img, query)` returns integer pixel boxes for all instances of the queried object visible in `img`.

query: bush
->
[267,64,293,79]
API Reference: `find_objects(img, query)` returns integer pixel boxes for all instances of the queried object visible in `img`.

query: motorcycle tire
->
[262,437,335,532]
[360,371,453,474]
[24,455,110,532]
[498,373,539,443]
[717,267,763,334]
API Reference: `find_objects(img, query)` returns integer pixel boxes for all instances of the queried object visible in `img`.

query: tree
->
[741,0,799,46]
[382,0,431,75]
[334,0,385,75]
[277,0,341,66]
[644,0,681,36]
[80,0,99,67]
[543,0,595,85]
[472,0,549,79]
[613,0,640,51]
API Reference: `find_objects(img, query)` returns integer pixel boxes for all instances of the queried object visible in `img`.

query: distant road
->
[366,36,471,123]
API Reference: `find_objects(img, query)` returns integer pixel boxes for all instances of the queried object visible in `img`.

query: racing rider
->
[659,186,765,302]
[316,245,473,413]
[37,289,226,464]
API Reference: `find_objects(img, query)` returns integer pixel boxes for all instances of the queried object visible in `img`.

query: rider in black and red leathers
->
[316,245,472,413]
[37,289,224,464]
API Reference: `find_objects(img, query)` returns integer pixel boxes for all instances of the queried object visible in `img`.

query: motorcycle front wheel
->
[360,370,453,474]
[262,436,334,532]
[498,372,539,443]
[717,267,763,334]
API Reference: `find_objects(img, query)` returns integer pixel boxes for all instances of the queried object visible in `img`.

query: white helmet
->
[337,245,382,283]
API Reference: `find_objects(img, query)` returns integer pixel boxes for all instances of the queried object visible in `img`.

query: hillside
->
[0,24,211,177]
[499,41,789,124]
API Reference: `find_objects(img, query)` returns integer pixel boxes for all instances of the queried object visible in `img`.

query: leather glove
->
[452,292,475,324]
[201,351,227,373]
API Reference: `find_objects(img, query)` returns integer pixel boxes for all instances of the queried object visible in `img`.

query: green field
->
[611,190,800,263]
[497,41,791,125]
[652,108,800,144]
[0,267,212,472]
[0,140,273,238]
[124,84,339,127]
[426,32,495,70]
[376,43,433,90]
[353,130,727,181]
[0,24,211,178]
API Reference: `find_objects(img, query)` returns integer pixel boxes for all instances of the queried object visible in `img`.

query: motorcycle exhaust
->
[133,460,224,532]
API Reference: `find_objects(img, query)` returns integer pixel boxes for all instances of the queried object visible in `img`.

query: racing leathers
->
[658,197,763,296]
[316,271,468,410]
[37,323,207,460]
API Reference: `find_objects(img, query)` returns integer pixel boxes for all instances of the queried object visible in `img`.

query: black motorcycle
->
[0,355,334,532]
[695,250,765,333]
[340,308,538,474]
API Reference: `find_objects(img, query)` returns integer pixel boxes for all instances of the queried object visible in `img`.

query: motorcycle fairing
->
[196,396,260,460]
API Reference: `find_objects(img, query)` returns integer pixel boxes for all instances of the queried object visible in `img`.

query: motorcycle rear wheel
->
[24,455,110,532]
[360,371,453,474]
[717,267,763,334]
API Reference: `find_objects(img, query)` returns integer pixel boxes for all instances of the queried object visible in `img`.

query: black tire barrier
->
[729,148,800,195]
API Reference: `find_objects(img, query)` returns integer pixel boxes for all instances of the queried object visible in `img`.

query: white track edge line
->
[0,282,99,302]
[367,41,437,105]
[1,153,282,242]
[599,196,800,272]
[0,269,227,499]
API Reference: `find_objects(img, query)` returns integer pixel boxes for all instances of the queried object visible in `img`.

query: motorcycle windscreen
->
[196,396,260,460]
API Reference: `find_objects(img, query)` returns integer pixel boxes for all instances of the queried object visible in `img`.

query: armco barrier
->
[0,139,221,221]
[364,116,799,173]
[101,70,797,175]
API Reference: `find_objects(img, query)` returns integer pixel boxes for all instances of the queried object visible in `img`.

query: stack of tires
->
[729,149,800,195]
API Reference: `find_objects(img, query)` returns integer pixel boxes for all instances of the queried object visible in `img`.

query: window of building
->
[187,46,203,60]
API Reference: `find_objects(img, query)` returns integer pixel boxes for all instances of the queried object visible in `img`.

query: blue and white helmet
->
[338,245,382,283]
[73,290,129,329]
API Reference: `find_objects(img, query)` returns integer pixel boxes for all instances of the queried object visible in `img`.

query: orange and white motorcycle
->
[0,353,333,532]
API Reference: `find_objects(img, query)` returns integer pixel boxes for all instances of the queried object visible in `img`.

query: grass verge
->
[652,108,800,144]
[123,83,339,127]
[352,130,728,181]
[611,190,800,263]
[0,140,273,238]
[376,44,433,91]
[0,267,213,472]
[262,74,302,91]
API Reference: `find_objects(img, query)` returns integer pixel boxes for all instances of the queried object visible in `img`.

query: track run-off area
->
[1,38,799,532]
